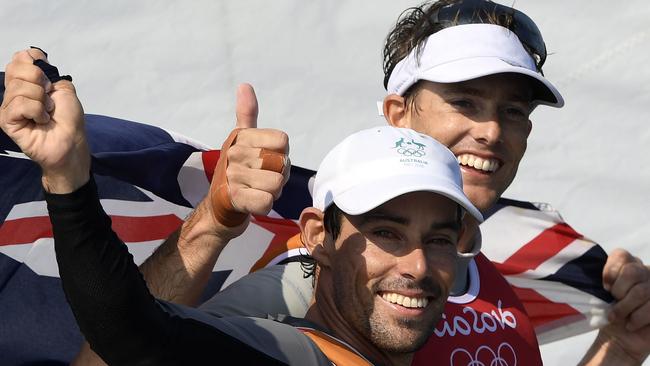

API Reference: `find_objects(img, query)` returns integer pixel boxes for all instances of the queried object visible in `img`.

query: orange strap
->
[259,148,286,173]
[210,129,248,227]
[299,328,374,366]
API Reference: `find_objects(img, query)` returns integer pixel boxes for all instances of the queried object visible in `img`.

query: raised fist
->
[0,48,89,193]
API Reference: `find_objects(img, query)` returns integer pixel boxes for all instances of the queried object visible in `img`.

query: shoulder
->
[200,262,313,318]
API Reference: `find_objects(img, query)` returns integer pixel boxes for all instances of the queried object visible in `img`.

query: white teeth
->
[456,154,499,172]
[481,160,490,171]
[467,155,476,167]
[381,292,429,308]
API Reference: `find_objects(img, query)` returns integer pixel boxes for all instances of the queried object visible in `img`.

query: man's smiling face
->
[386,73,534,213]
[326,192,460,354]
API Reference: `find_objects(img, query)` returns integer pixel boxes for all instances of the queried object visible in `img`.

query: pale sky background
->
[2,0,649,364]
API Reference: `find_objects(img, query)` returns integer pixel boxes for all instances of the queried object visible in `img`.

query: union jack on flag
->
[0,73,612,364]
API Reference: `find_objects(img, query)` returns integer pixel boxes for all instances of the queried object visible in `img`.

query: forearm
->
[139,198,239,306]
[47,177,171,364]
[579,330,646,366]
[46,177,287,365]
[72,197,238,365]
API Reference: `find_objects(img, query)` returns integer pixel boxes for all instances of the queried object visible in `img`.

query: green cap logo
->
[392,138,427,157]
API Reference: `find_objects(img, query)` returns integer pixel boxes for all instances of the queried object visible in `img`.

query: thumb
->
[235,83,258,129]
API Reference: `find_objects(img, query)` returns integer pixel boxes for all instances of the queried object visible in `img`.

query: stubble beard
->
[332,272,439,354]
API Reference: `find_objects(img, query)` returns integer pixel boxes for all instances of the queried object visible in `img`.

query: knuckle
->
[262,194,274,212]
[226,145,245,161]
[4,83,19,101]
[5,61,15,76]
[629,306,650,326]
[628,285,643,301]
[237,128,255,141]
[14,95,29,105]
[11,50,26,62]
[270,184,283,200]
[634,283,650,300]
[226,164,244,183]
[622,264,647,282]
[27,66,45,83]
[275,130,289,146]
[272,131,289,152]
[270,172,284,188]
[610,305,625,320]
[611,248,632,261]
[6,78,22,90]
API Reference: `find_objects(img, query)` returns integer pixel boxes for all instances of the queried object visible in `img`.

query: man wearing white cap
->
[67,0,650,365]
[0,64,483,365]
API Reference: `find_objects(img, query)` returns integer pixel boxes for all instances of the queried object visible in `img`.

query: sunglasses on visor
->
[430,0,547,73]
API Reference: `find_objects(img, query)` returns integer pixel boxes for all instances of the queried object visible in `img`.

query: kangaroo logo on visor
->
[393,138,427,157]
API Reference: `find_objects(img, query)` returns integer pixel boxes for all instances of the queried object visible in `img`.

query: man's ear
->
[457,214,480,254]
[299,207,331,268]
[525,118,533,138]
[383,94,409,128]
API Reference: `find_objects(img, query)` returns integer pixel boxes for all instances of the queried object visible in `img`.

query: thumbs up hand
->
[209,83,290,232]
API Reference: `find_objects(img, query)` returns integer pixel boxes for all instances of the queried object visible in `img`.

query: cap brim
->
[333,174,484,223]
[417,57,564,108]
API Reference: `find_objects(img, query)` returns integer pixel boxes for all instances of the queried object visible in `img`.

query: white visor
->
[387,24,564,108]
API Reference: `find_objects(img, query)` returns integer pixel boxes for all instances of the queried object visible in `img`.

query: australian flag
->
[0,72,612,364]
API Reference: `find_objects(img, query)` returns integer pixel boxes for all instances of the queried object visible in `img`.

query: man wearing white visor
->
[380,1,650,365]
[69,0,650,365]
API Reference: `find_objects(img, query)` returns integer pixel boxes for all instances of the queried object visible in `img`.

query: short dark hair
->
[382,0,518,102]
[299,204,343,285]
[299,202,467,284]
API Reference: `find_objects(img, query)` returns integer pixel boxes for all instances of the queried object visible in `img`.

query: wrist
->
[580,330,646,366]
[41,143,91,194]
[42,170,90,194]
[178,198,248,251]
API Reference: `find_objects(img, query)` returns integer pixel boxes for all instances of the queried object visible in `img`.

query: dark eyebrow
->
[358,210,409,226]
[441,86,531,105]
[441,86,487,98]
[357,209,462,232]
[504,92,532,105]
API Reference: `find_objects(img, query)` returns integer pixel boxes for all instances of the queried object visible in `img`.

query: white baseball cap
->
[386,24,564,108]
[312,126,483,222]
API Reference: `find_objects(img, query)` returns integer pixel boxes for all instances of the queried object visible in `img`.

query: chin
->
[369,317,436,353]
[372,330,430,354]
[466,189,500,212]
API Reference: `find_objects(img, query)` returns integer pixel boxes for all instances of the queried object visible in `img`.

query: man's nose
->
[471,113,503,146]
[398,246,428,281]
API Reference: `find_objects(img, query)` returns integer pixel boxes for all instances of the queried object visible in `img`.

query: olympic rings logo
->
[450,342,517,366]
[397,147,426,157]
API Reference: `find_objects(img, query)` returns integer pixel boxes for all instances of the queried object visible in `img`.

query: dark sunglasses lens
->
[431,0,546,69]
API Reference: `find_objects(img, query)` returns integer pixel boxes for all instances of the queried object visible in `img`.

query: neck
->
[304,276,414,366]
